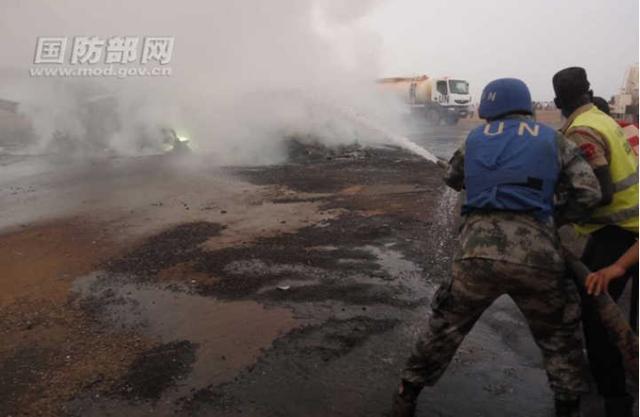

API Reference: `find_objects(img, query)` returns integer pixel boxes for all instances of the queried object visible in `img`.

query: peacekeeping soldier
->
[390,78,602,417]
[553,67,639,417]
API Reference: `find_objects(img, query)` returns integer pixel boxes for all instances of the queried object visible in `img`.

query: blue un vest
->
[463,118,560,221]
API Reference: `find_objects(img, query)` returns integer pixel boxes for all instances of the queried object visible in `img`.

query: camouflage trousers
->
[402,258,588,401]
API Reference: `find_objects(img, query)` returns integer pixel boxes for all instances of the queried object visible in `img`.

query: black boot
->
[604,396,633,417]
[390,381,421,417]
[554,398,580,417]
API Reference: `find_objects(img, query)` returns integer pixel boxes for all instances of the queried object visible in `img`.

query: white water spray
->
[309,96,446,166]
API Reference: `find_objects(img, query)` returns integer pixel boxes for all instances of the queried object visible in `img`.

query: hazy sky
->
[0,0,636,163]
[364,0,639,100]
[0,0,637,102]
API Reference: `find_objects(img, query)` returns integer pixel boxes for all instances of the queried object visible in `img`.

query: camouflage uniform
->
[401,118,602,402]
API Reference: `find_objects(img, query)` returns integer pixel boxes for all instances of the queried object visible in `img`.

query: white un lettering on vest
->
[483,122,540,137]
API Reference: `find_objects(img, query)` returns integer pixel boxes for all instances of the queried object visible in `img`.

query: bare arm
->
[586,241,639,295]
[593,166,614,206]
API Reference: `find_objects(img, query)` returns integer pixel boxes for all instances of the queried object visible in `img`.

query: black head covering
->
[552,67,591,102]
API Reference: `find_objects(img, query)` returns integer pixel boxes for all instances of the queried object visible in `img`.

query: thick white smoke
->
[0,0,409,164]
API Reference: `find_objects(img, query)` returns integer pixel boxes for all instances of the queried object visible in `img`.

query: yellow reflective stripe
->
[590,205,639,224]
[613,169,638,192]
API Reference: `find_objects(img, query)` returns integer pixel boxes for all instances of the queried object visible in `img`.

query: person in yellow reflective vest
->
[553,67,639,417]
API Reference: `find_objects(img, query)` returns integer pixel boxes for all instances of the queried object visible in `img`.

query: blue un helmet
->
[478,78,533,120]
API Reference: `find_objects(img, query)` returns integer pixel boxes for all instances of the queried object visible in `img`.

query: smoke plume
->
[0,0,409,164]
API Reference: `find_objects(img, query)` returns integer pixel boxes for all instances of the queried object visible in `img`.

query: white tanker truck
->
[377,75,471,125]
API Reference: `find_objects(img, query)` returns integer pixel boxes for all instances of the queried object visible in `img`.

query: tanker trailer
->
[377,75,471,125]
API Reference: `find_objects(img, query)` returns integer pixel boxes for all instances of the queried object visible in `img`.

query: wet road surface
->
[0,116,632,416]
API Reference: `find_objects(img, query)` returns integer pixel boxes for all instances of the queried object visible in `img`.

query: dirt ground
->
[0,112,634,417]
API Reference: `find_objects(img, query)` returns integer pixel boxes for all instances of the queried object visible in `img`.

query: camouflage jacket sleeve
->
[554,132,602,225]
[444,143,465,191]
[564,126,609,169]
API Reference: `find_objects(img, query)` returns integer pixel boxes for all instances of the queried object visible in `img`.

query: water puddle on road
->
[361,245,422,277]
[73,272,298,400]
[357,244,434,300]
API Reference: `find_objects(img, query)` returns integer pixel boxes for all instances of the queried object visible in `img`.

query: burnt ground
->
[61,143,466,417]
[0,117,633,417]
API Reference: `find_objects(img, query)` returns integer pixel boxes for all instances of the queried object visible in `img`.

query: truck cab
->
[432,78,471,124]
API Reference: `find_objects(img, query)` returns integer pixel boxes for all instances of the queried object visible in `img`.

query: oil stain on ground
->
[113,340,196,400]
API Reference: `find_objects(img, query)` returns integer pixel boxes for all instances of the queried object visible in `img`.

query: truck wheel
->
[445,115,458,126]
[426,109,440,125]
